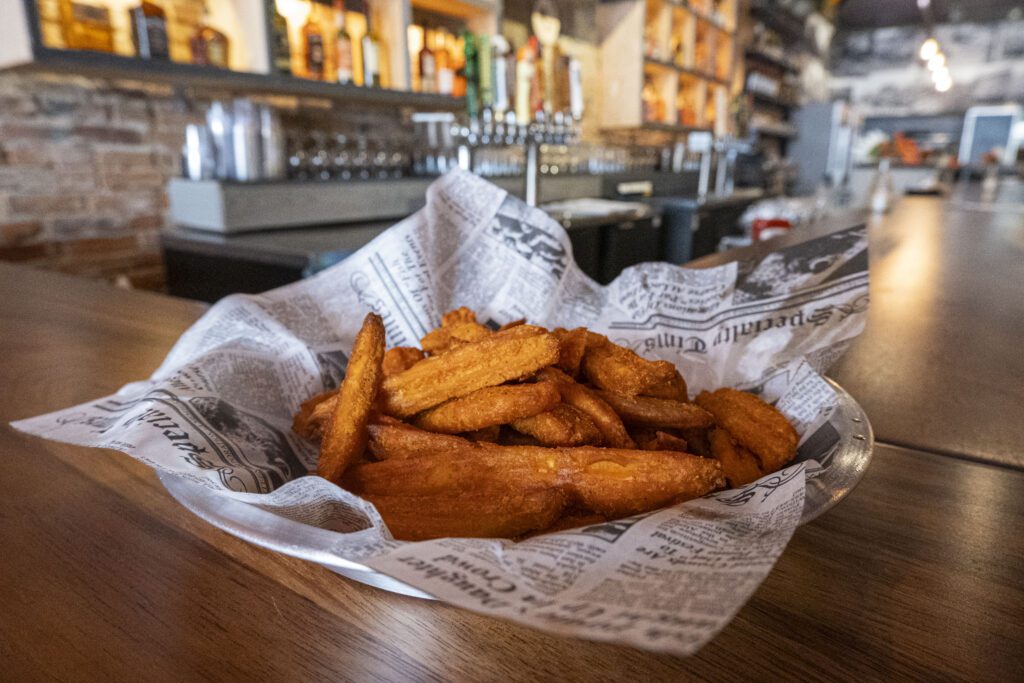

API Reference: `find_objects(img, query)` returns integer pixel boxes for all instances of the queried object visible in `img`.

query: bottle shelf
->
[744,47,799,75]
[24,45,463,108]
[643,57,727,86]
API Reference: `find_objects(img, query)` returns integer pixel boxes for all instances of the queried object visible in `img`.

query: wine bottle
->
[266,0,292,76]
[302,1,326,79]
[190,2,230,68]
[129,1,169,60]
[334,0,354,83]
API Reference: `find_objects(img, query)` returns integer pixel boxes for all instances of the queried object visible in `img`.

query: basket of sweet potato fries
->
[292,307,799,541]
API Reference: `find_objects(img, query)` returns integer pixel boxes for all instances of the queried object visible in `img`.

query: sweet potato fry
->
[318,312,386,483]
[367,422,473,460]
[581,335,676,395]
[499,318,527,331]
[596,391,714,430]
[696,388,799,472]
[493,324,548,339]
[365,489,567,541]
[680,427,712,457]
[380,331,560,417]
[465,425,501,442]
[570,448,722,518]
[552,327,588,375]
[382,347,425,377]
[413,382,560,433]
[292,389,336,440]
[642,370,688,402]
[537,367,635,448]
[639,430,689,452]
[442,307,477,326]
[709,427,764,487]
[346,443,724,518]
[510,404,603,446]
[420,320,493,355]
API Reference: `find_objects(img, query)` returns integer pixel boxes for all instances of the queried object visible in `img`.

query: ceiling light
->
[919,38,939,60]
[935,78,952,93]
[931,65,949,82]
[917,0,930,8]
[928,53,946,71]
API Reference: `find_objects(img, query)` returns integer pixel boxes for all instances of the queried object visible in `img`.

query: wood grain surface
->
[829,191,1024,469]
[692,187,1024,469]
[1,263,1022,680]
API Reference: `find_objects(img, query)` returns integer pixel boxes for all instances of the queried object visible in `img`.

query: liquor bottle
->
[418,25,437,93]
[452,34,466,97]
[190,3,230,68]
[59,0,115,52]
[302,1,327,80]
[129,1,169,60]
[642,76,659,122]
[266,0,292,75]
[463,32,479,119]
[568,56,583,121]
[361,6,381,87]
[436,29,455,96]
[528,36,544,119]
[477,33,492,109]
[334,0,354,83]
[490,35,511,116]
[530,0,560,115]
[514,41,535,124]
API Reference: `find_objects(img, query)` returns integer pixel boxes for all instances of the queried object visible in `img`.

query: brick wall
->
[0,71,425,292]
[0,72,203,290]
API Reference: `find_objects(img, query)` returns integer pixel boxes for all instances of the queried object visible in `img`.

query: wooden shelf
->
[748,2,824,59]
[605,122,711,134]
[744,48,799,74]
[663,0,736,33]
[23,47,463,109]
[750,90,798,110]
[643,58,727,86]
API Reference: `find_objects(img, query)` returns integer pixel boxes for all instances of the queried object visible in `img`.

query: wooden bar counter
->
[2,185,1023,679]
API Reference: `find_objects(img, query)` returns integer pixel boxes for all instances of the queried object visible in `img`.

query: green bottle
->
[463,31,478,119]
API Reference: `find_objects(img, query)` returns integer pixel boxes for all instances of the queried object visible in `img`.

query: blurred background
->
[0,0,1021,299]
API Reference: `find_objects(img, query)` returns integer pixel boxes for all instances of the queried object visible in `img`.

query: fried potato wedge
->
[709,427,764,487]
[511,403,603,446]
[639,430,689,452]
[380,331,560,417]
[367,422,473,460]
[318,312,385,483]
[569,448,723,517]
[442,307,477,326]
[382,346,425,377]
[465,425,501,442]
[552,327,588,375]
[696,388,799,472]
[581,335,677,395]
[679,426,712,457]
[346,443,724,519]
[413,382,560,433]
[596,391,715,430]
[292,389,337,440]
[366,489,567,541]
[420,320,493,355]
[642,370,689,402]
[538,367,635,448]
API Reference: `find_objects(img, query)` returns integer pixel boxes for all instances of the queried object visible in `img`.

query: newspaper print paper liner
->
[11,170,872,655]
[159,377,873,601]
